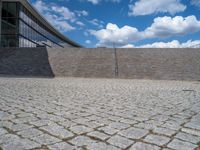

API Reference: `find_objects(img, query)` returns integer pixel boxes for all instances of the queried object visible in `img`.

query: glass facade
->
[0,2,75,48]
[1,2,19,47]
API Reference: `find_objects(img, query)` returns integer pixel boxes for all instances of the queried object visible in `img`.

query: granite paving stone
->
[119,127,149,139]
[98,126,119,135]
[69,125,93,134]
[130,142,161,150]
[9,123,34,132]
[31,134,61,145]
[109,122,130,130]
[40,124,74,139]
[0,128,8,136]
[48,142,75,150]
[87,142,120,150]
[17,128,43,138]
[181,127,200,137]
[68,136,97,146]
[0,134,21,145]
[30,119,54,127]
[184,122,200,131]
[175,132,200,144]
[167,139,198,150]
[0,78,200,150]
[2,139,40,150]
[144,134,171,146]
[107,135,134,149]
[153,127,177,136]
[87,131,110,141]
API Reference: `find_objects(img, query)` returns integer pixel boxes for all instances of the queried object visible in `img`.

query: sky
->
[28,0,200,48]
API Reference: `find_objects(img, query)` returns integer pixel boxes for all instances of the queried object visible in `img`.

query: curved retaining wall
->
[0,47,199,80]
[48,48,115,78]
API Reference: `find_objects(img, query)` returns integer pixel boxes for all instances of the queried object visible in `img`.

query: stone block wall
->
[0,47,199,80]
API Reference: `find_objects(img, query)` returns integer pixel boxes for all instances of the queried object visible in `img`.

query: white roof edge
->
[1,0,82,47]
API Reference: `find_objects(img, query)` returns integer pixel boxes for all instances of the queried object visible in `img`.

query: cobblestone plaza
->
[0,77,200,150]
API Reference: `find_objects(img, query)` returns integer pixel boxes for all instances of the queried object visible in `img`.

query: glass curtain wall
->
[1,2,70,48]
[1,2,19,47]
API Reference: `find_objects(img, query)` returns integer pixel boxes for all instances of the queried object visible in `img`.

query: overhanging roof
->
[1,0,82,47]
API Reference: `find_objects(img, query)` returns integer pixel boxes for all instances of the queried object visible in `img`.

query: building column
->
[0,0,2,46]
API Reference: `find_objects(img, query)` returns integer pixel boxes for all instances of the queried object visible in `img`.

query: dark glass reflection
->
[1,35,18,47]
[1,2,71,48]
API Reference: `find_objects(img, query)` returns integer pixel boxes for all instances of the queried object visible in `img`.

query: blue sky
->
[29,0,200,48]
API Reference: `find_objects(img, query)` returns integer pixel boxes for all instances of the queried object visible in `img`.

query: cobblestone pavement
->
[0,77,200,150]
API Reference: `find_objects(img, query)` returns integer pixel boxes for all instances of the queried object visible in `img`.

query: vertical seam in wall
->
[0,0,2,47]
[113,47,119,78]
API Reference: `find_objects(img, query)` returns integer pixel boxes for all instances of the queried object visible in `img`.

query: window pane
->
[7,3,17,18]
[0,35,18,47]
[1,19,17,34]
[2,3,7,17]
[1,35,7,47]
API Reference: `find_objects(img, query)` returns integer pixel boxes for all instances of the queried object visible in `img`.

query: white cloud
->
[88,19,104,28]
[129,0,186,16]
[75,10,89,17]
[85,40,91,44]
[191,0,200,8]
[45,13,75,31]
[90,16,200,47]
[32,0,49,13]
[33,0,90,32]
[90,23,142,47]
[87,0,100,4]
[33,0,75,32]
[121,44,135,48]
[76,21,85,26]
[145,15,200,38]
[139,41,181,48]
[85,0,121,5]
[51,6,76,22]
[121,40,200,48]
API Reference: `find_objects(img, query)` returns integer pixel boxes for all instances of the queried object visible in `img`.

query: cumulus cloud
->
[145,16,200,38]
[90,23,142,47]
[121,40,200,48]
[129,0,186,16]
[90,16,200,47]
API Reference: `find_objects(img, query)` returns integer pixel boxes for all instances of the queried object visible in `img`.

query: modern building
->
[0,0,81,48]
